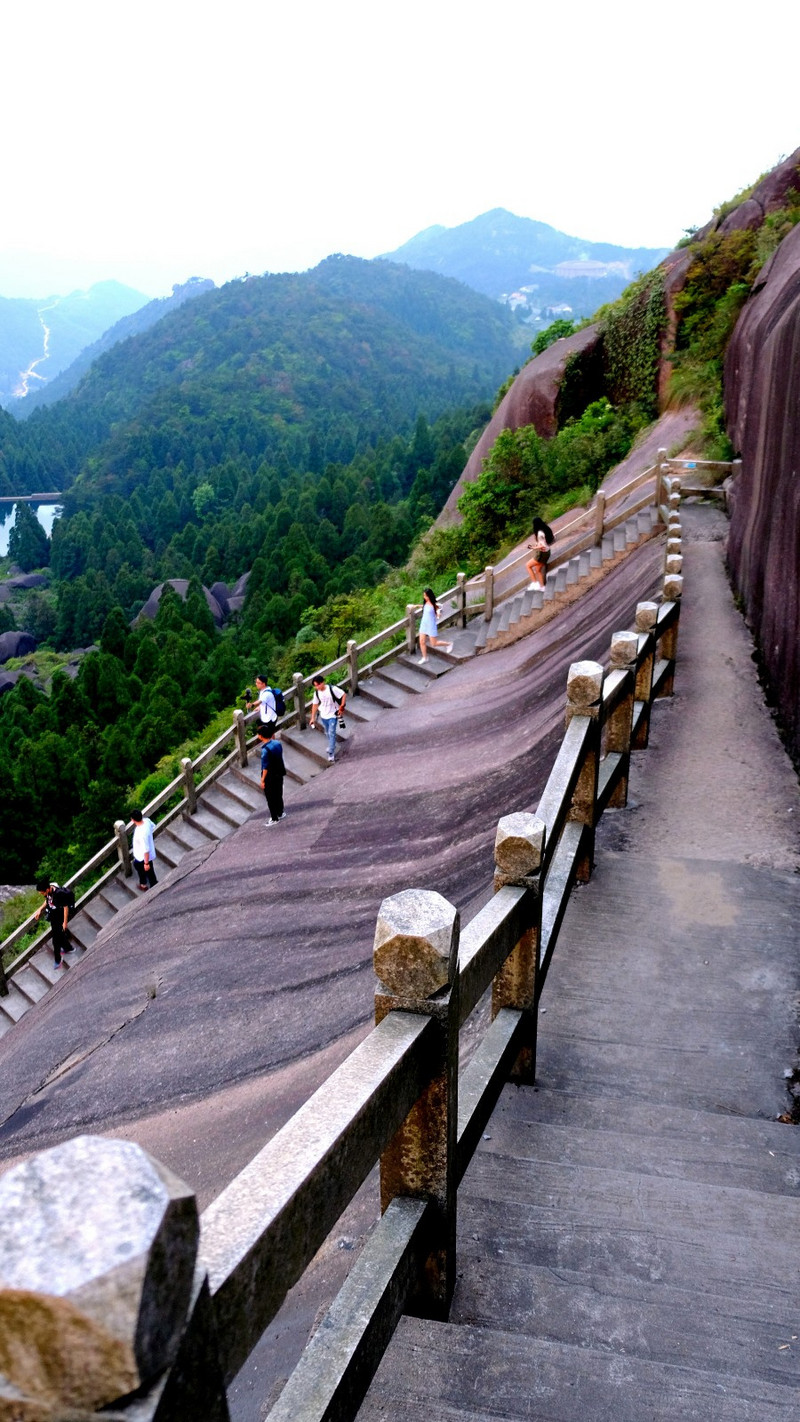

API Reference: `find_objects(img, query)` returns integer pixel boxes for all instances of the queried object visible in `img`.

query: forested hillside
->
[0,257,517,884]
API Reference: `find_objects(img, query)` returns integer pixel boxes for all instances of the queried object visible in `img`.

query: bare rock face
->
[437,324,602,525]
[725,218,800,759]
[0,630,37,664]
[0,1135,198,1418]
[136,578,225,627]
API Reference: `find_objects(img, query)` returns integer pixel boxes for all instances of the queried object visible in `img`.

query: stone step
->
[213,775,264,816]
[344,694,384,723]
[217,770,264,813]
[625,515,639,545]
[483,1084,800,1198]
[281,726,331,772]
[96,876,139,912]
[10,959,52,1005]
[358,676,410,709]
[566,556,580,585]
[80,894,118,932]
[154,829,190,867]
[199,785,250,828]
[190,803,238,840]
[360,1315,799,1422]
[0,979,35,1023]
[66,916,98,950]
[373,661,431,694]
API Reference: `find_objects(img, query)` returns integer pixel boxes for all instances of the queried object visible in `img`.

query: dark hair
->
[533,517,555,546]
[255,674,267,685]
[131,810,143,822]
[423,587,439,612]
[36,876,51,892]
[312,674,326,685]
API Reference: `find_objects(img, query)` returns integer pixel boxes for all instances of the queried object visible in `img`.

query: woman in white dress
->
[418,588,453,663]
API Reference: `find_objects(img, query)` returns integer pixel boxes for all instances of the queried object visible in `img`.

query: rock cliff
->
[725,218,800,761]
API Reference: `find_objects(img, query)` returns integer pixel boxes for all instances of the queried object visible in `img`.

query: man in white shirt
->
[131,811,158,890]
[247,675,277,733]
[309,674,346,763]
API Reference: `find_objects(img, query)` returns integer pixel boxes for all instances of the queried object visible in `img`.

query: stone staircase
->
[475,506,661,652]
[0,641,474,1039]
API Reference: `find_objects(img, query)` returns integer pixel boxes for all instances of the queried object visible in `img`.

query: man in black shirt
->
[35,878,75,968]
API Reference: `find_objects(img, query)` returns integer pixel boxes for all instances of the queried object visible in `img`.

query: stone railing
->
[0,448,710,994]
[0,493,689,1418]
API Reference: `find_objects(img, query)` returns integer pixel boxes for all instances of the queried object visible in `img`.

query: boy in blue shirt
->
[257,726,286,825]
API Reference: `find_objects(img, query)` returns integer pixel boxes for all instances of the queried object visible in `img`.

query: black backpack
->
[51,884,77,920]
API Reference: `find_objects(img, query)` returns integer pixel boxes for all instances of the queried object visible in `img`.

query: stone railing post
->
[0,1136,229,1420]
[593,489,606,546]
[405,604,417,655]
[484,565,495,622]
[114,818,132,877]
[655,446,668,514]
[632,602,658,748]
[293,672,307,729]
[456,572,467,630]
[657,573,684,698]
[374,888,460,1318]
[605,631,638,807]
[493,812,546,1081]
[565,660,604,881]
[347,638,359,696]
[181,756,198,814]
[233,708,248,767]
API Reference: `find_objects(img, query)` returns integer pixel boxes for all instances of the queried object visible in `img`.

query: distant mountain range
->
[9,277,215,417]
[0,280,149,408]
[382,209,669,328]
[1,255,518,497]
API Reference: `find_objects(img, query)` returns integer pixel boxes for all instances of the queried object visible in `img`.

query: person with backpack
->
[34,878,75,968]
[257,725,287,824]
[309,674,346,763]
[131,811,158,890]
[246,675,285,733]
[526,516,555,589]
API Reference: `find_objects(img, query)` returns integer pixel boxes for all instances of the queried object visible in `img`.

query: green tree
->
[8,502,49,571]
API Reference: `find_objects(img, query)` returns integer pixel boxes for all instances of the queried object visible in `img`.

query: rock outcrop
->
[0,630,36,664]
[136,579,226,628]
[725,219,800,760]
[438,325,603,525]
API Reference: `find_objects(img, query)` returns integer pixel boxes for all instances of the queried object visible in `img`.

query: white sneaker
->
[528,582,537,591]
[327,754,335,763]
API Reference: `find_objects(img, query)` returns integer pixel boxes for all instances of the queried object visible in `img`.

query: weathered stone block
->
[665,554,683,574]
[610,631,638,667]
[494,813,545,880]
[663,573,684,602]
[635,601,658,633]
[374,889,459,999]
[0,1136,198,1418]
[566,660,603,706]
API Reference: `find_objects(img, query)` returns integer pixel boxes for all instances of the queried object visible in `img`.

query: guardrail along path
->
[357,504,800,1422]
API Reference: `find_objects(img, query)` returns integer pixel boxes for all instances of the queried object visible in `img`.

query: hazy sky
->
[2,0,799,299]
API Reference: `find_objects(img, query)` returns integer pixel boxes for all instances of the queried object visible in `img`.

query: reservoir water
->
[0,504,61,558]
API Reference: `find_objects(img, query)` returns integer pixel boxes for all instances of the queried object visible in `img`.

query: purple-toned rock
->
[137,579,225,628]
[749,146,800,215]
[6,572,49,591]
[438,325,602,525]
[0,630,37,664]
[209,581,231,617]
[725,219,800,759]
[718,198,764,235]
[230,570,250,599]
